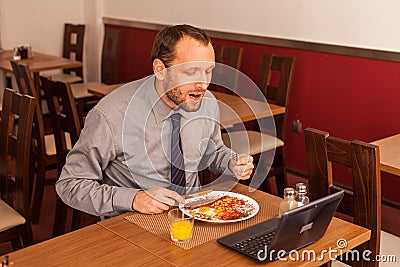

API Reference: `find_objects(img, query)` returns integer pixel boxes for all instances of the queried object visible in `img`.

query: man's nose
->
[195,80,208,90]
[196,72,209,89]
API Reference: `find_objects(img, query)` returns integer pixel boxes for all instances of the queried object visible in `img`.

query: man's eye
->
[184,70,196,75]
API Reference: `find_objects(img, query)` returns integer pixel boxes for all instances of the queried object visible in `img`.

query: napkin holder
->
[13,45,32,60]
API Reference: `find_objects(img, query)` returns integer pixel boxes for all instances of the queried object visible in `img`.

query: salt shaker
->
[279,188,298,217]
[295,182,310,207]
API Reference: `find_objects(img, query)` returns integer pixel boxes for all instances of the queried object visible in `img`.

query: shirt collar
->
[147,77,173,124]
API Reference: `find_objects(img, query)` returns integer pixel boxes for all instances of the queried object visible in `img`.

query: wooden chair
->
[46,23,85,83]
[69,27,121,124]
[10,60,59,224]
[0,88,35,250]
[210,44,243,94]
[101,28,120,85]
[40,76,99,237]
[221,54,295,196]
[305,128,381,267]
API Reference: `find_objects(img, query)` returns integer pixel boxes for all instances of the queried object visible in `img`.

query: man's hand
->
[229,154,254,180]
[132,187,185,214]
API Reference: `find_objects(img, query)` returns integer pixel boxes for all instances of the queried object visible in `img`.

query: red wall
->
[107,24,400,202]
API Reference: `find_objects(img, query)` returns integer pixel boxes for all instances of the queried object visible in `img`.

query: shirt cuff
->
[112,187,140,212]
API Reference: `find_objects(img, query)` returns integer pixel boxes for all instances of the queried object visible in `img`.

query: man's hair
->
[151,24,211,67]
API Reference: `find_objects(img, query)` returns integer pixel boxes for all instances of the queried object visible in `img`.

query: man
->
[56,24,254,218]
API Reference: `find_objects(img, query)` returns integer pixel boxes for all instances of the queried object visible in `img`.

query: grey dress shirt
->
[56,76,232,218]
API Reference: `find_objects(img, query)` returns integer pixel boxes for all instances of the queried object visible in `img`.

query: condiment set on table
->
[12,45,32,60]
[168,183,310,243]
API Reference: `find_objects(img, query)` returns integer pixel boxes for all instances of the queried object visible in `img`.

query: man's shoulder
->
[95,76,153,113]
[201,90,218,110]
[204,90,216,99]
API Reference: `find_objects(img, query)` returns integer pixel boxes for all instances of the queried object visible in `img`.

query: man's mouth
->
[188,92,204,100]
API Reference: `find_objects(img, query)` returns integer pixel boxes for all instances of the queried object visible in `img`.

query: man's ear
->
[153,59,165,80]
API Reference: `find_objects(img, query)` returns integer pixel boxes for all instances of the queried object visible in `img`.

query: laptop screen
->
[217,190,344,262]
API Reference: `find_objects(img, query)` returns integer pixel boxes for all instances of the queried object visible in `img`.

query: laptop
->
[217,190,344,262]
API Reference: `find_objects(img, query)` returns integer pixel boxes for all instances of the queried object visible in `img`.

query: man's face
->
[162,36,215,112]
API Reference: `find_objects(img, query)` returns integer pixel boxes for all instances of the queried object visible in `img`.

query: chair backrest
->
[40,76,90,236]
[10,60,40,99]
[214,45,243,69]
[0,88,35,217]
[40,76,81,174]
[63,23,85,77]
[212,44,243,94]
[256,54,295,141]
[101,28,120,85]
[10,60,47,175]
[305,127,381,265]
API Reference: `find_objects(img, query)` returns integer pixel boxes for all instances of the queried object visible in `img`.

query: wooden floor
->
[1,173,400,256]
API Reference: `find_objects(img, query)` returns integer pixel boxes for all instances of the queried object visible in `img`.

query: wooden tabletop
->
[87,83,123,97]
[213,91,285,127]
[0,50,82,73]
[371,133,400,176]
[1,184,370,266]
[97,184,371,266]
[88,83,286,127]
[1,224,173,266]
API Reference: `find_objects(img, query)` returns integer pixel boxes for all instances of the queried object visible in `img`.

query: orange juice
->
[170,220,193,242]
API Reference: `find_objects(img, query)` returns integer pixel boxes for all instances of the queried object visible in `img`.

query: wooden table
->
[1,223,173,266]
[0,50,82,104]
[88,83,286,127]
[0,50,82,73]
[1,184,370,266]
[97,184,370,266]
[371,133,400,176]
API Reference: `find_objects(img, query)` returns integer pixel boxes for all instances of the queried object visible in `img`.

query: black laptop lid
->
[217,190,344,262]
[268,190,344,256]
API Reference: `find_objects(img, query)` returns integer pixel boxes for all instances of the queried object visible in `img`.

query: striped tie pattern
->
[170,113,186,194]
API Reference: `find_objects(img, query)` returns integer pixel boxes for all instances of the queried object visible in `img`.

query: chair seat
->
[221,130,284,155]
[380,230,400,262]
[0,200,26,231]
[44,73,83,84]
[70,82,104,99]
[44,132,72,156]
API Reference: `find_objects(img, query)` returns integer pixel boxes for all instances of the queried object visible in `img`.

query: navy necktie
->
[170,113,186,194]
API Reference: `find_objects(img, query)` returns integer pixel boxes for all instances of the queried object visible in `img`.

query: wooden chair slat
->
[62,23,85,77]
[305,127,381,267]
[10,60,57,224]
[40,76,98,237]
[211,44,243,94]
[254,54,296,196]
[0,88,36,249]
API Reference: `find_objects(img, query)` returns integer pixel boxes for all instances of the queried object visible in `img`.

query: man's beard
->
[164,68,206,112]
[165,87,202,112]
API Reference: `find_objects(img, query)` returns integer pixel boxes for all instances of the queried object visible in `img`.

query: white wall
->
[83,0,104,82]
[103,0,400,53]
[1,0,399,87]
[0,0,103,82]
[1,0,84,55]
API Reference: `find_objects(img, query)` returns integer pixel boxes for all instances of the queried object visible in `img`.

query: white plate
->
[179,191,259,223]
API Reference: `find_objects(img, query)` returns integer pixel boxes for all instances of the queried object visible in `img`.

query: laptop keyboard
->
[231,230,276,258]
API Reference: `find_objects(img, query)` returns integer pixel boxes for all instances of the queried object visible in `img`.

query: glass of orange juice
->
[167,208,194,242]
